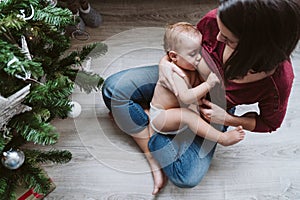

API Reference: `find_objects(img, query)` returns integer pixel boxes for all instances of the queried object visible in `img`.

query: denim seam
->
[132,102,149,128]
[165,136,181,163]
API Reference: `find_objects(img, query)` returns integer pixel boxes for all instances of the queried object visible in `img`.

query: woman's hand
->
[200,99,258,131]
[198,99,229,125]
[158,55,185,96]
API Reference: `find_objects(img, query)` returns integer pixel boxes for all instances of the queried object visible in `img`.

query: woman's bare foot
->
[132,109,167,195]
[146,154,168,195]
[219,125,245,146]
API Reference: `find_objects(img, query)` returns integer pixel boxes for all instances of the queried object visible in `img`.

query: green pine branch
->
[0,138,5,153]
[0,40,44,79]
[0,149,71,199]
[20,163,51,195]
[56,43,107,72]
[0,177,16,200]
[58,43,99,69]
[0,0,39,36]
[24,149,72,164]
[33,6,73,27]
[0,14,26,35]
[0,130,13,153]
[0,0,39,13]
[0,71,27,97]
[25,75,74,118]
[85,42,108,58]
[27,27,71,65]
[54,43,107,93]
[71,71,104,93]
[9,112,59,145]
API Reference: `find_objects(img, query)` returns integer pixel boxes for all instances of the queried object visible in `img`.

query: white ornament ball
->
[68,101,82,118]
[1,149,25,170]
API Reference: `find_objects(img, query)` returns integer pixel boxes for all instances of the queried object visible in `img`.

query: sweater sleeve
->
[254,98,288,133]
[253,61,294,133]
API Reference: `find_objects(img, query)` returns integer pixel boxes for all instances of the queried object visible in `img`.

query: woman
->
[102,0,300,195]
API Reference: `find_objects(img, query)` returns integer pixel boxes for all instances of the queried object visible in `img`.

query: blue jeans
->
[102,65,220,188]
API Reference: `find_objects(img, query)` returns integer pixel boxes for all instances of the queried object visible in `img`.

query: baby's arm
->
[206,72,219,88]
[173,72,219,105]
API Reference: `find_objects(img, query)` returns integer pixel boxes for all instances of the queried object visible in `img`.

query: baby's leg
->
[152,107,221,140]
[180,108,245,145]
[180,108,223,142]
[151,107,188,133]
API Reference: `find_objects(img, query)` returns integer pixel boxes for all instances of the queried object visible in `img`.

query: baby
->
[150,22,245,146]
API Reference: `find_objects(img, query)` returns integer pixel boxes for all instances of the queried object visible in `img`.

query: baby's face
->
[175,33,203,71]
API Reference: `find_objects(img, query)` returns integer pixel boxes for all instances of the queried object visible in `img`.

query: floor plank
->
[43,1,300,199]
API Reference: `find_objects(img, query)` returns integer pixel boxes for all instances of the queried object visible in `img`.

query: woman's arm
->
[199,99,256,131]
[225,112,256,131]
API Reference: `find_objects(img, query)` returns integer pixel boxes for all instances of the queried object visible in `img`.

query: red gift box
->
[17,188,44,200]
[16,179,56,200]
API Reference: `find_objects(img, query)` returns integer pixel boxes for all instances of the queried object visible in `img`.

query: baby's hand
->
[206,72,220,88]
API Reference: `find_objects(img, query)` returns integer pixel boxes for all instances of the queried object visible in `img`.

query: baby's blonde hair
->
[163,22,201,53]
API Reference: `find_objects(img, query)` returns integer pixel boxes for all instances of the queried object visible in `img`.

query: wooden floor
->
[43,1,300,199]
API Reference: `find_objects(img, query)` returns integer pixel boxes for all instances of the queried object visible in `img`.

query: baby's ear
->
[168,51,178,62]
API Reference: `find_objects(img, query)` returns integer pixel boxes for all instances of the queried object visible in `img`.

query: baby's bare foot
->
[219,125,245,146]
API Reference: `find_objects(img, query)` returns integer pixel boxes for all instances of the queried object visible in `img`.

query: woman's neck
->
[223,45,234,64]
[222,45,276,84]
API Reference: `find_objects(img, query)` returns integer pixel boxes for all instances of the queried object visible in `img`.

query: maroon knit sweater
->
[197,9,294,132]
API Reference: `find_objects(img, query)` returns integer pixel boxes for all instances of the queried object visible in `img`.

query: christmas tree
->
[0,0,106,199]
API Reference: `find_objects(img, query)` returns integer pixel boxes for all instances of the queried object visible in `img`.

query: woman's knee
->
[102,75,117,110]
[148,133,160,151]
[102,66,158,105]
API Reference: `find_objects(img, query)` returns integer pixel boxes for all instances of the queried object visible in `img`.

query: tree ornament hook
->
[18,4,35,21]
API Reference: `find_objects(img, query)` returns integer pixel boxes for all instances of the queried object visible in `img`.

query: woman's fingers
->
[201,98,212,108]
[198,106,212,121]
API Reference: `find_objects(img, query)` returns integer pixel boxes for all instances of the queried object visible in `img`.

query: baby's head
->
[164,22,201,52]
[164,22,202,70]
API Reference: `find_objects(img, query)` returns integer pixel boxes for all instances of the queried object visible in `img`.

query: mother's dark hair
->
[218,0,300,80]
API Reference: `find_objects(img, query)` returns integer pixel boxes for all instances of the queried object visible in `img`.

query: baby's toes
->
[236,125,243,131]
[240,133,245,139]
